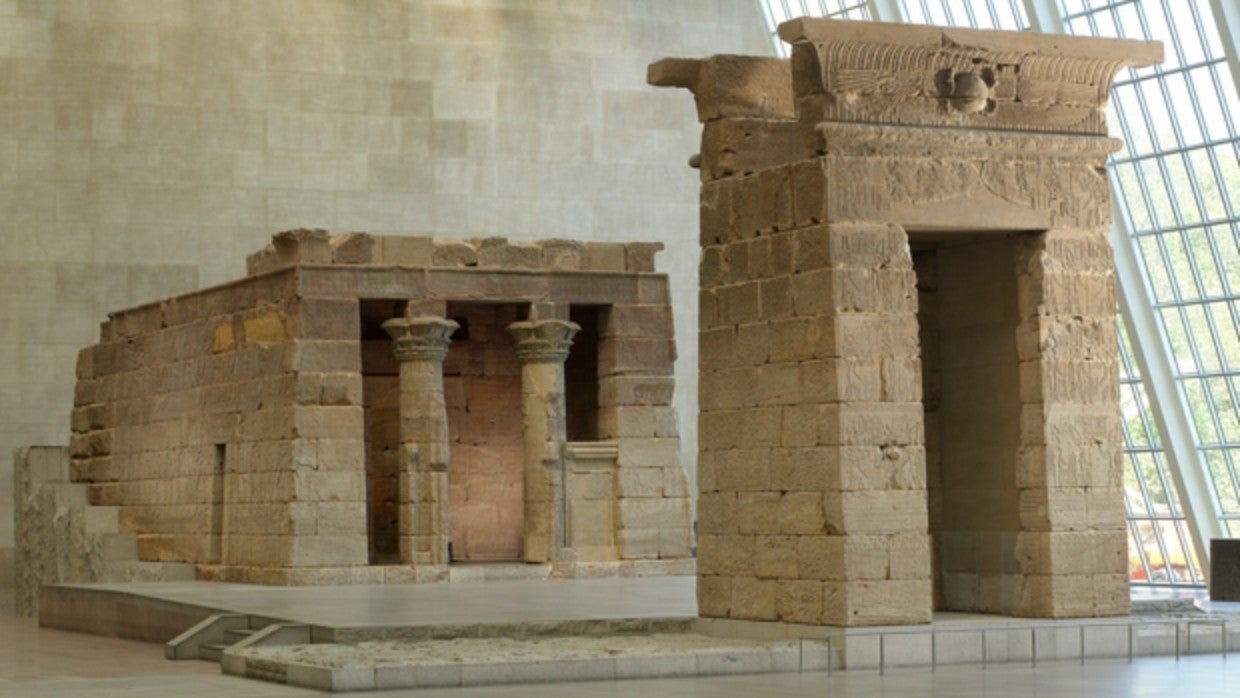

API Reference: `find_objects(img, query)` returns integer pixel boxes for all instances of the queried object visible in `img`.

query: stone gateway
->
[651,18,1162,626]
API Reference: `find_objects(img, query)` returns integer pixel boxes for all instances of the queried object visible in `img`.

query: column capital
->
[382,315,458,363]
[508,319,580,364]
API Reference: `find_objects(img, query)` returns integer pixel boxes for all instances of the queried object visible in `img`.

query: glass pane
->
[1184,377,1219,443]
[1184,304,1222,372]
[1163,0,1206,66]
[1186,227,1225,297]
[1207,449,1240,514]
[1214,301,1240,371]
[1161,233,1197,299]
[1164,153,1203,225]
[1139,159,1176,230]
[1161,72,1204,148]
[1189,149,1228,222]
[1113,84,1154,156]
[1159,307,1196,372]
[1138,79,1179,151]
[1138,235,1175,302]
[1193,67,1235,143]
[1210,379,1239,442]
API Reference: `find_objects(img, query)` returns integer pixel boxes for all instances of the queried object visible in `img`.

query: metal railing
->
[796,618,1231,675]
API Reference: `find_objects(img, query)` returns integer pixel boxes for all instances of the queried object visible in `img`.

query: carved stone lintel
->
[382,315,458,363]
[508,319,580,364]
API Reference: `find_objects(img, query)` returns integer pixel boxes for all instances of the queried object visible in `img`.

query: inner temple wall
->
[444,303,525,562]
[917,236,1024,614]
[360,299,403,564]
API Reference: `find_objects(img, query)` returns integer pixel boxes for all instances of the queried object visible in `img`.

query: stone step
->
[223,633,820,692]
[199,642,227,662]
[102,560,198,582]
[224,628,257,644]
[448,563,552,583]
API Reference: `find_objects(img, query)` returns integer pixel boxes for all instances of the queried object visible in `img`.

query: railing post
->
[826,636,833,676]
[879,634,886,675]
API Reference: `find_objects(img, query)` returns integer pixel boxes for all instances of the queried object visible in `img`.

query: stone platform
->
[34,574,1240,693]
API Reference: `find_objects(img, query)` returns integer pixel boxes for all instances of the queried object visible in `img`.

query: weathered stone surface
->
[42,228,693,587]
[656,18,1142,626]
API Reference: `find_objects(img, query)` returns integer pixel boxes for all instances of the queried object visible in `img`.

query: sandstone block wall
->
[52,231,694,584]
[654,18,1160,625]
[70,268,371,584]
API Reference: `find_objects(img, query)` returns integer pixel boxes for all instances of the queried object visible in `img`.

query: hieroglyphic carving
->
[824,153,1110,229]
[792,36,1140,136]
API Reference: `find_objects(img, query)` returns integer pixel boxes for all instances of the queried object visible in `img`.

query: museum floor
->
[3,577,1236,696]
[2,617,1237,698]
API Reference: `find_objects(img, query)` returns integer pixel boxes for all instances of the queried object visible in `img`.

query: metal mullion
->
[1169,502,1206,584]
[1114,193,1222,578]
[1153,432,1187,517]
[1221,447,1240,516]
[1155,0,1193,67]
[1170,304,1210,381]
[1145,363,1240,381]
[982,0,1001,28]
[941,0,958,26]
[1198,371,1240,451]
[959,0,981,28]
[1051,0,1220,582]
[1145,490,1181,582]
[1113,58,1228,91]
[1199,145,1240,234]
[780,0,795,25]
[1147,217,1186,309]
[1128,446,1165,525]
[1131,379,1164,451]
[1112,137,1237,170]
[1151,292,1236,309]
[1172,224,1212,304]
[1107,73,1149,160]
[1061,0,1138,25]
[1211,0,1240,109]
[1128,518,1155,585]
[1129,213,1237,239]
[1194,297,1235,381]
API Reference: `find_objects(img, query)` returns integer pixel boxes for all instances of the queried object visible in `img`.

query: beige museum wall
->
[0,0,772,610]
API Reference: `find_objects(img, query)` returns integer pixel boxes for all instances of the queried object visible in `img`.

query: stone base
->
[196,564,447,586]
[192,559,694,586]
[550,558,696,579]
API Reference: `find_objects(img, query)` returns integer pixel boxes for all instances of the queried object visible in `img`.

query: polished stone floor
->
[1,620,1236,698]
[9,577,1237,695]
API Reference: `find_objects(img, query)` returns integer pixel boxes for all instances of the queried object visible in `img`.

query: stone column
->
[382,314,458,567]
[507,318,580,563]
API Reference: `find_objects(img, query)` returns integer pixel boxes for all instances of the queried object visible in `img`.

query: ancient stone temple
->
[57,231,693,585]
[652,19,1161,626]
